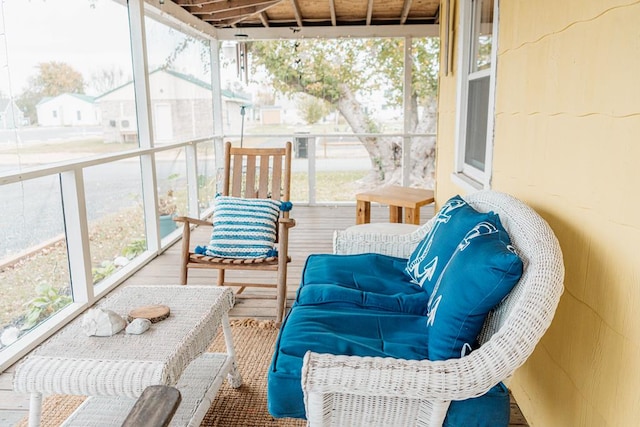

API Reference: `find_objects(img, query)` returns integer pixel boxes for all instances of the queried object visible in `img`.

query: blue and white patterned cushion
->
[426,220,523,361]
[405,195,498,297]
[204,196,282,259]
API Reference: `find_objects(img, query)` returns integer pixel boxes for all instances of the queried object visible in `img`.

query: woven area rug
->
[17,319,305,427]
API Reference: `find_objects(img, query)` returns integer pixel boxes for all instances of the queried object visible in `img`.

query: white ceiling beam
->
[289,0,304,27]
[329,0,337,26]
[216,23,438,40]
[366,0,373,25]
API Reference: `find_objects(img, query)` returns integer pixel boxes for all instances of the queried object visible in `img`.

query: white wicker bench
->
[61,352,236,427]
[304,190,565,426]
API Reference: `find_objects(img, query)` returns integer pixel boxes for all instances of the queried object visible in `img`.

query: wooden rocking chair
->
[174,141,295,324]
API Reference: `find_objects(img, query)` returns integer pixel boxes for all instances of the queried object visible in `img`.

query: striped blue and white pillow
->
[205,196,282,259]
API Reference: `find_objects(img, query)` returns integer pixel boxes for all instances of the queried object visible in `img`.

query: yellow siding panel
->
[437,1,640,425]
[498,3,640,116]
[614,341,640,426]
[499,0,636,52]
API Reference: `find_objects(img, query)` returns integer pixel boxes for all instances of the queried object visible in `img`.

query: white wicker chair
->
[302,190,565,427]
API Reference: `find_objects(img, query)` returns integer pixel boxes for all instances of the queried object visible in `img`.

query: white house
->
[36,93,99,126]
[0,98,24,129]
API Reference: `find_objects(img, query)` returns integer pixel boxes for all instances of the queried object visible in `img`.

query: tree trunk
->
[335,85,435,190]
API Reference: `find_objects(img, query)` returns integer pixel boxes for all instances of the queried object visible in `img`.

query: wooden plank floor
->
[0,204,528,426]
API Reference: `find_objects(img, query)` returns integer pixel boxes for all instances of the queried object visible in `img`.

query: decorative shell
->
[1,326,20,346]
[126,318,151,335]
[81,308,127,337]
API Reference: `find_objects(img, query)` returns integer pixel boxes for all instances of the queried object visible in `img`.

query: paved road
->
[0,132,371,256]
[1,159,180,257]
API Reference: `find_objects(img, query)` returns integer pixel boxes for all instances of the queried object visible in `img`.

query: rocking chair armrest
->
[278,217,296,228]
[173,216,212,227]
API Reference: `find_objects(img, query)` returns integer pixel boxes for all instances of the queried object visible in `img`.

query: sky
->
[0,0,134,96]
[0,0,214,98]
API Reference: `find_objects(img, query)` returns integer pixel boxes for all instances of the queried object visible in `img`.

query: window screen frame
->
[454,0,500,189]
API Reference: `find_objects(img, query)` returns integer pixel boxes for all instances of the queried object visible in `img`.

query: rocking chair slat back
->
[177,141,295,324]
[258,154,270,198]
[224,143,292,202]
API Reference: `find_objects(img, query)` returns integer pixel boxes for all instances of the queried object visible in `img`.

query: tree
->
[250,38,439,188]
[88,67,128,96]
[297,94,330,125]
[17,61,85,124]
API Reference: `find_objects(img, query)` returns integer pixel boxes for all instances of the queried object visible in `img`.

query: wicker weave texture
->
[305,190,565,426]
[60,353,231,427]
[333,223,431,259]
[14,286,235,398]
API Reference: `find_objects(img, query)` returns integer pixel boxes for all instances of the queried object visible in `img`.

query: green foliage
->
[122,238,146,259]
[21,282,72,331]
[250,38,439,109]
[250,37,440,186]
[298,95,330,125]
[92,260,117,283]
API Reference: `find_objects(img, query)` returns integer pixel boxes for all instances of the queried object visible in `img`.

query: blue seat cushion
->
[297,253,429,315]
[405,195,499,297]
[444,382,510,427]
[267,305,429,419]
[427,220,523,361]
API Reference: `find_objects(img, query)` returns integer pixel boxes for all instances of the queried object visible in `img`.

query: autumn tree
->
[250,37,439,188]
[17,61,85,124]
[297,94,331,125]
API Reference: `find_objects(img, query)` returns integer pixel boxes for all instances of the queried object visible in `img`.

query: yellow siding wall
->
[436,1,640,425]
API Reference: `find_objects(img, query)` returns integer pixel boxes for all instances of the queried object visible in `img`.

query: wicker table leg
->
[28,392,43,427]
[221,314,243,388]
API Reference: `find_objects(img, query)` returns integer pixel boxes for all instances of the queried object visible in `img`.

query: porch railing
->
[0,131,434,371]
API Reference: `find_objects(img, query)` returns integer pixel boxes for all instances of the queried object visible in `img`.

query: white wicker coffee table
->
[13,285,242,427]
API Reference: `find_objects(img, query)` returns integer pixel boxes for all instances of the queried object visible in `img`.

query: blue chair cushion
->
[405,195,498,297]
[444,382,510,427]
[267,305,429,419]
[297,253,429,315]
[427,220,523,361]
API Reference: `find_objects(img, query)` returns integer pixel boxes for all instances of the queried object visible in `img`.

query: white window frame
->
[453,0,500,190]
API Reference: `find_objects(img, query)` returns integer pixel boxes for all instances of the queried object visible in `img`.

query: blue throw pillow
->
[405,195,498,297]
[204,195,283,259]
[427,220,523,361]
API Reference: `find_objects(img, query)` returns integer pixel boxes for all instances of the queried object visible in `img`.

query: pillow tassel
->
[267,248,279,257]
[280,201,293,212]
[194,245,207,255]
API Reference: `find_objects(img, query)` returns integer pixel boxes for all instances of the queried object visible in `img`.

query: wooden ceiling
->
[172,0,441,29]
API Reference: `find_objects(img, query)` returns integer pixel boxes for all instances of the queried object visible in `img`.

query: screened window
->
[455,0,497,187]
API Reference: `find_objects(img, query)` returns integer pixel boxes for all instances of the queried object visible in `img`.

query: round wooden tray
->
[128,305,170,323]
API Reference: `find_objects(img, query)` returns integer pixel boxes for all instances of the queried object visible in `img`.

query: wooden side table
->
[356,185,434,225]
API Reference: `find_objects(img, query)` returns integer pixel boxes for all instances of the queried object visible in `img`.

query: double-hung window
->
[455,0,498,188]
